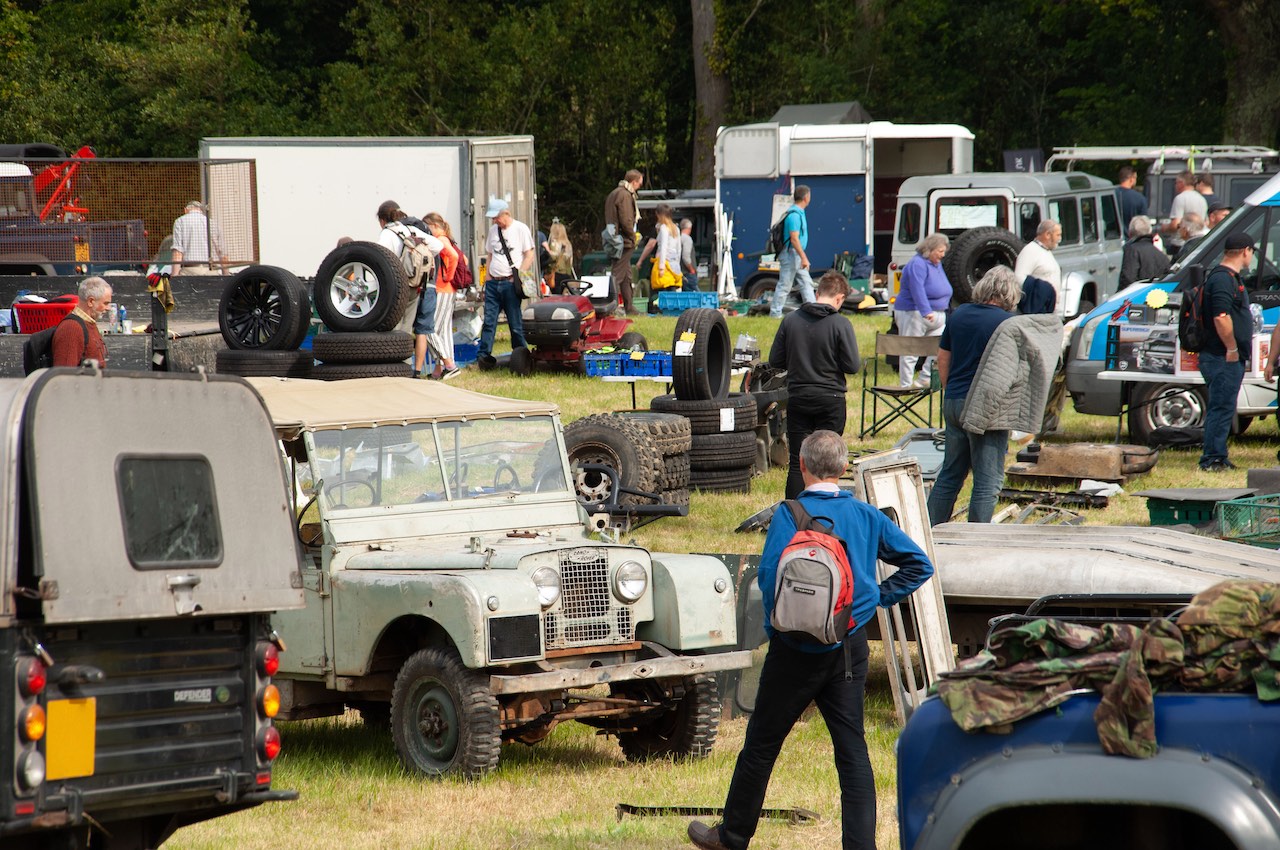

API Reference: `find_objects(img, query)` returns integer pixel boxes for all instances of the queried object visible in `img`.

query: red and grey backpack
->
[772,500,856,645]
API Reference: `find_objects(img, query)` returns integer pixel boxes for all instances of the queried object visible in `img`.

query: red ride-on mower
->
[519,277,646,373]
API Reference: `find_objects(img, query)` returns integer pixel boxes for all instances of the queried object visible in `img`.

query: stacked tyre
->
[216,265,313,378]
[309,241,417,380]
[615,411,693,507]
[649,309,757,494]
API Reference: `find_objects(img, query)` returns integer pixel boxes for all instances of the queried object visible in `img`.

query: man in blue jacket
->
[689,430,935,850]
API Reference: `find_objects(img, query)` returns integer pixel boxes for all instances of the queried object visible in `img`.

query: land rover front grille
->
[543,547,636,650]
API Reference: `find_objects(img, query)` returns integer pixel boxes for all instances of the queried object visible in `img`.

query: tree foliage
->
[0,0,1272,234]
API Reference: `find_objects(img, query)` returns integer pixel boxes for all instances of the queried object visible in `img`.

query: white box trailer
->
[715,121,973,297]
[199,136,536,278]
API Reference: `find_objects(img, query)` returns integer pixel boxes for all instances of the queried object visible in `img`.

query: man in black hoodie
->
[769,270,862,498]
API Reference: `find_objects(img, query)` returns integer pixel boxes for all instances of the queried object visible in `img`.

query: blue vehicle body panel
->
[719,174,867,292]
[897,692,1280,850]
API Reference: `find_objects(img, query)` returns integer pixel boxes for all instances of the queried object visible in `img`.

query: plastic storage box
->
[656,291,719,315]
[583,352,624,376]
[1217,493,1280,547]
[453,342,479,365]
[14,296,78,334]
[621,351,672,377]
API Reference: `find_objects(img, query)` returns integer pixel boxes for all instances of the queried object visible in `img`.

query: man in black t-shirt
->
[1198,233,1255,472]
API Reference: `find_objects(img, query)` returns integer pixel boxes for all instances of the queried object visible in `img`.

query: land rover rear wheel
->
[390,647,500,780]
[617,675,720,762]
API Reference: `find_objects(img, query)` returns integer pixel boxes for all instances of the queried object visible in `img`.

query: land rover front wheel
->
[617,675,720,762]
[390,647,501,780]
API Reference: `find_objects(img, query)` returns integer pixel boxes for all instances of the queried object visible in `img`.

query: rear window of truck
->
[118,456,223,569]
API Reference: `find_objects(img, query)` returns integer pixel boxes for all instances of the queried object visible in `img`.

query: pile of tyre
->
[560,412,692,509]
[650,309,757,493]
[215,241,418,381]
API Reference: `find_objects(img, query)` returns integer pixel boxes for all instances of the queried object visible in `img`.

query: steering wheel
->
[493,462,521,491]
[296,494,323,547]
[560,278,586,297]
[448,462,470,495]
[325,478,377,508]
[533,466,566,493]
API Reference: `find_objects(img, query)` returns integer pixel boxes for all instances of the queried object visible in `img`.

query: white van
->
[891,172,1124,317]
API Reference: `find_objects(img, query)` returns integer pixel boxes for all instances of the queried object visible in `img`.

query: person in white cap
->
[171,200,228,275]
[478,197,534,368]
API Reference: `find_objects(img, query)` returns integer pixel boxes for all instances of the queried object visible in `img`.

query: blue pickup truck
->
[897,589,1280,850]
[0,161,147,275]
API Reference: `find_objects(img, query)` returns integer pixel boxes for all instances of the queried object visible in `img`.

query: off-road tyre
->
[215,348,312,378]
[390,647,501,780]
[672,308,731,400]
[660,453,691,490]
[650,393,757,434]
[689,431,759,470]
[661,487,690,507]
[312,331,414,364]
[219,265,310,350]
[312,362,415,381]
[615,411,693,455]
[617,675,720,762]
[314,241,413,333]
[689,465,754,493]
[562,414,663,507]
[942,226,1024,304]
[617,331,648,352]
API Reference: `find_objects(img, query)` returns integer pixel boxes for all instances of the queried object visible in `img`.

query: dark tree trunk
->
[691,0,729,189]
[1206,0,1280,145]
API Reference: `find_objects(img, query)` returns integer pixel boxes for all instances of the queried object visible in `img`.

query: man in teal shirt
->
[769,185,815,318]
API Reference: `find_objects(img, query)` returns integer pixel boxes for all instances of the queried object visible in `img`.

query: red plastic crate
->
[14,297,78,334]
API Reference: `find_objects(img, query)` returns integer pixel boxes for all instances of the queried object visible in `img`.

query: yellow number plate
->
[892,269,902,296]
[46,698,96,780]
[74,242,90,263]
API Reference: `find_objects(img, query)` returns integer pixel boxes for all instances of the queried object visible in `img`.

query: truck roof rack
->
[1046,145,1280,174]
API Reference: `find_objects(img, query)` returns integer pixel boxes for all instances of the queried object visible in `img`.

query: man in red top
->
[51,276,111,367]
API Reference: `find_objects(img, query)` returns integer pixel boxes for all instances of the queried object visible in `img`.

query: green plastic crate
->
[1147,499,1217,526]
[1217,494,1280,547]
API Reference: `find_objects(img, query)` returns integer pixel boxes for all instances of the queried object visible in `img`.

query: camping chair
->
[859,333,941,438]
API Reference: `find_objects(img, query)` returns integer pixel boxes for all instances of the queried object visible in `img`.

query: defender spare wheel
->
[561,414,662,507]
[942,226,1024,304]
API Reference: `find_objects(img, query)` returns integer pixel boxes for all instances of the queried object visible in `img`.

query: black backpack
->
[23,314,89,375]
[768,211,790,255]
[1176,264,1209,353]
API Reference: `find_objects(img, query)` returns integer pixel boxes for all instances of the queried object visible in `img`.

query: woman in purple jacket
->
[894,233,952,387]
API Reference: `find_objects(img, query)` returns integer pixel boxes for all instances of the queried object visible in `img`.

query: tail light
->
[257,726,282,761]
[259,684,280,719]
[19,705,45,742]
[257,643,280,677]
[17,659,45,698]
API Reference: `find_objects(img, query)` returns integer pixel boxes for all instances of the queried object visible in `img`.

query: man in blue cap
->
[1199,231,1255,472]
[477,197,534,369]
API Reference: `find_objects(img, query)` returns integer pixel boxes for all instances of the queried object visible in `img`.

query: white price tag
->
[719,407,735,432]
[674,340,694,357]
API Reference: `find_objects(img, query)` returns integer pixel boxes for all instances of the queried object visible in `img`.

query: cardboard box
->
[1105,323,1176,374]
[1174,332,1271,378]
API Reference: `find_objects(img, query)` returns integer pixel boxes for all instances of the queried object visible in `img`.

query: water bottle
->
[119,305,127,333]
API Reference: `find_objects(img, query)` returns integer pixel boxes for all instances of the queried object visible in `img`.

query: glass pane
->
[1050,198,1080,243]
[1018,203,1042,242]
[310,418,567,509]
[897,203,921,245]
[935,197,1006,232]
[119,457,222,569]
[1080,196,1099,242]
[1101,193,1121,239]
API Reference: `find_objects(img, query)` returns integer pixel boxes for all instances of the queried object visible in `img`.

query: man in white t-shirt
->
[1165,170,1209,253]
[478,197,534,368]
[1013,219,1063,312]
[171,200,228,275]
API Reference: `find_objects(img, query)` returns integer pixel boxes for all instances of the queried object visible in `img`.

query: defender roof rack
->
[1046,145,1280,174]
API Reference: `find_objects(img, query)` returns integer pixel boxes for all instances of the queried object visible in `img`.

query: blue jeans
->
[720,632,875,850]
[682,272,698,292]
[769,248,816,317]
[477,276,526,358]
[413,286,437,335]
[1197,351,1244,466]
[927,395,1009,525]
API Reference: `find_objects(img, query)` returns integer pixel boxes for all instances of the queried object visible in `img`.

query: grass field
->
[170,308,1280,849]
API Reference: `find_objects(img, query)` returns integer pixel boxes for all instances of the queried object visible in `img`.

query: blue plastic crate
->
[454,342,479,365]
[656,291,719,315]
[583,352,624,376]
[622,350,673,377]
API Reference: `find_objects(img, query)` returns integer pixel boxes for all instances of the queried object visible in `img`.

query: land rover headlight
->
[522,306,536,321]
[551,307,576,321]
[532,567,561,609]
[613,560,647,603]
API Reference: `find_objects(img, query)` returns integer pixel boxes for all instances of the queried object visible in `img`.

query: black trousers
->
[720,630,874,850]
[785,391,847,499]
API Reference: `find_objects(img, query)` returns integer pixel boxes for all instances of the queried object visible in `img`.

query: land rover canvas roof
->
[247,377,560,434]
